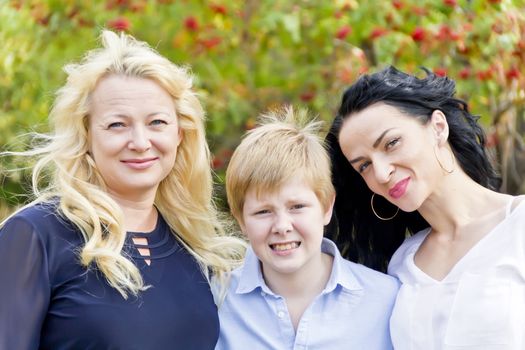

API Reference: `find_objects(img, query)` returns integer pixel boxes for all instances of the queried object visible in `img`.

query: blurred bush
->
[1,0,524,219]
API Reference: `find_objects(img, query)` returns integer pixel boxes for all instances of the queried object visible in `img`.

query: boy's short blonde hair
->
[226,106,335,226]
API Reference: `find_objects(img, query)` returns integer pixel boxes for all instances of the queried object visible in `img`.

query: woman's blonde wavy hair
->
[2,30,245,298]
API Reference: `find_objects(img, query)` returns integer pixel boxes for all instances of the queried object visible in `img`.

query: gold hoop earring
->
[433,146,455,174]
[370,193,399,221]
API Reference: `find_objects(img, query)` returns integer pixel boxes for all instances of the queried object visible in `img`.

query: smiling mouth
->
[270,242,301,251]
[122,157,158,163]
[121,158,158,170]
[388,177,410,199]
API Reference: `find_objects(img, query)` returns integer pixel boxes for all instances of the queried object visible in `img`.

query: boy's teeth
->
[272,242,299,251]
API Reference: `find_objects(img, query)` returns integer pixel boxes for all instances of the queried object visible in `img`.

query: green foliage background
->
[1,0,524,219]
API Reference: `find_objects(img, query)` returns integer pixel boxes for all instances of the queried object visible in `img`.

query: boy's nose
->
[272,213,293,235]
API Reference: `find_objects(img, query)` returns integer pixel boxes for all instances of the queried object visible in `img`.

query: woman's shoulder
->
[345,260,400,291]
[398,227,431,252]
[5,201,59,225]
[2,200,76,241]
[387,227,430,275]
[510,195,525,213]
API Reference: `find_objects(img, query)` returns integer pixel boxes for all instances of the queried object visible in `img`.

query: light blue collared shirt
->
[215,238,398,350]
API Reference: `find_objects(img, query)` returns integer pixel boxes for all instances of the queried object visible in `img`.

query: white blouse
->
[388,197,525,350]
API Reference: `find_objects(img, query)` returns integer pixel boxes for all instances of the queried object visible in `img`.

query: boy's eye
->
[385,137,400,150]
[254,209,270,215]
[290,204,306,210]
[107,121,125,129]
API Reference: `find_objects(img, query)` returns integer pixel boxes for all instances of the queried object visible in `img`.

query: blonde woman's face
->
[88,75,182,201]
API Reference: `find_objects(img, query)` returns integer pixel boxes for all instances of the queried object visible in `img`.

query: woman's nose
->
[128,126,151,152]
[372,157,394,184]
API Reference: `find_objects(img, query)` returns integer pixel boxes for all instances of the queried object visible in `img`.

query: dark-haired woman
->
[326,66,524,349]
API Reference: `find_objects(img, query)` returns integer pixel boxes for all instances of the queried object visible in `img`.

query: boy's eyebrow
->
[347,128,394,164]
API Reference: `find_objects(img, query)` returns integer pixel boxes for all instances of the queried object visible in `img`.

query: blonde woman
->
[0,30,244,349]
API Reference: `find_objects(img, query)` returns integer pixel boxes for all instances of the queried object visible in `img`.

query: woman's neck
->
[418,171,510,238]
[109,193,158,232]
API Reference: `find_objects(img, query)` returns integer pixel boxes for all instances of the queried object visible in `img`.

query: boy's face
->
[241,176,333,280]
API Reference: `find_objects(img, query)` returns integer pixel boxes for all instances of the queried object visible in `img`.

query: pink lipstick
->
[388,177,410,199]
[121,157,158,170]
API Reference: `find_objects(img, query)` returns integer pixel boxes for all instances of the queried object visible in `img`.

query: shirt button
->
[277,311,285,319]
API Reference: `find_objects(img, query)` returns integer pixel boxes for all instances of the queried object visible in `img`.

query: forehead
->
[244,176,317,203]
[339,103,420,147]
[89,75,175,111]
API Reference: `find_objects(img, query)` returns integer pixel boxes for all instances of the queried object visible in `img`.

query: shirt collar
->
[235,238,363,295]
[236,246,274,295]
[321,238,363,293]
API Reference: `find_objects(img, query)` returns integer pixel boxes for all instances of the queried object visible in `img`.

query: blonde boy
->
[217,107,398,349]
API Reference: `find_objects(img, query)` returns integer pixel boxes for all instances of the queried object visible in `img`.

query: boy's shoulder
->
[340,258,399,293]
[212,252,264,304]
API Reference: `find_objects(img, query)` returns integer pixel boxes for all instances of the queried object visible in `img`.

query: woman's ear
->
[430,110,449,146]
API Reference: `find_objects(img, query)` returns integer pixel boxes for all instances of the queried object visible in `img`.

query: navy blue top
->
[0,202,219,349]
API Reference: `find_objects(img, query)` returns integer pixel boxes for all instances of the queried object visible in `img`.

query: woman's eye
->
[358,161,370,173]
[386,137,400,150]
[108,122,125,129]
[150,119,168,126]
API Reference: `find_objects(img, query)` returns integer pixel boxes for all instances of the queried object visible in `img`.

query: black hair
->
[325,66,501,272]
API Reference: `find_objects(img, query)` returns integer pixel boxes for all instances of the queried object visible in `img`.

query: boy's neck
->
[263,252,334,330]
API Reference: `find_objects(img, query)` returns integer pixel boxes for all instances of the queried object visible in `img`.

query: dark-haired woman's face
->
[338,103,447,212]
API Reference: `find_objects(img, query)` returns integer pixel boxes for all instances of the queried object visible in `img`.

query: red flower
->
[449,31,460,41]
[107,17,130,31]
[443,0,457,6]
[300,91,316,102]
[106,0,130,10]
[506,68,520,80]
[436,25,450,40]
[201,37,221,49]
[412,6,428,15]
[458,67,471,79]
[370,27,388,39]
[336,25,352,40]
[434,68,447,77]
[476,69,493,81]
[210,4,227,15]
[411,27,425,42]
[184,16,199,31]
[211,156,224,170]
[37,15,50,26]
[392,0,404,10]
